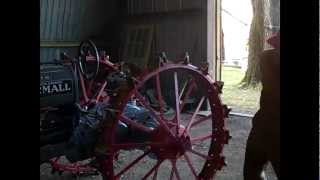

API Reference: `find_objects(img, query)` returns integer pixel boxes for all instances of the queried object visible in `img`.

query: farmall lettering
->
[40,80,72,96]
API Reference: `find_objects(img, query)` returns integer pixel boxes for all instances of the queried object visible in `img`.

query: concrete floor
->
[40,115,277,180]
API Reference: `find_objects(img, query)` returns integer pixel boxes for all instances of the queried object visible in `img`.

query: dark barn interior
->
[40,0,278,179]
[40,0,218,75]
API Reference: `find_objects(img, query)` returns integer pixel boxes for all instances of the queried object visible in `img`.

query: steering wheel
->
[78,40,100,80]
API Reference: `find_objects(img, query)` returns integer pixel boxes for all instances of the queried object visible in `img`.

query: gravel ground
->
[40,114,277,180]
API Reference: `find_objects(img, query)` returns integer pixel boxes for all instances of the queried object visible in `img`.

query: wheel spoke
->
[153,166,159,180]
[174,72,181,135]
[115,149,151,178]
[120,115,153,133]
[78,70,89,102]
[95,81,107,103]
[183,154,198,178]
[188,149,211,160]
[179,78,196,112]
[135,90,175,138]
[190,133,214,143]
[171,160,181,180]
[178,79,189,100]
[169,166,174,180]
[113,142,165,150]
[191,114,212,128]
[142,160,163,180]
[184,96,206,134]
[166,121,177,127]
[155,72,165,119]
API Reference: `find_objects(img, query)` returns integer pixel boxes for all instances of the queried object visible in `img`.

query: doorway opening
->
[220,0,260,116]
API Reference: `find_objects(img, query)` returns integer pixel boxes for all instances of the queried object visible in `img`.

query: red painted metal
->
[171,160,182,180]
[173,72,181,136]
[47,52,118,176]
[46,51,230,179]
[94,62,230,179]
[49,157,96,175]
[184,153,198,178]
[115,149,151,178]
[191,114,213,128]
[184,96,206,134]
[142,160,164,180]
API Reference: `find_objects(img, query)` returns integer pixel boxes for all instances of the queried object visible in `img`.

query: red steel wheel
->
[97,62,231,180]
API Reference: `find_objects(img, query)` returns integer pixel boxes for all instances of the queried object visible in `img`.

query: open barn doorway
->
[217,0,280,179]
[219,0,260,116]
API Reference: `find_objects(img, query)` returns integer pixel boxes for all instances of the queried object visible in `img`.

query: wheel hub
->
[151,125,192,160]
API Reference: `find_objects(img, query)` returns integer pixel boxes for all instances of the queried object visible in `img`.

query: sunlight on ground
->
[221,66,260,114]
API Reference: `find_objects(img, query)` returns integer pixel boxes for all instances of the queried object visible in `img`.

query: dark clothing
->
[244,110,280,180]
[259,49,280,117]
[253,49,280,134]
[244,49,280,180]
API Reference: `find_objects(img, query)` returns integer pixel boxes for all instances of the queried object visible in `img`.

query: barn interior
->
[40,0,279,179]
[40,0,219,76]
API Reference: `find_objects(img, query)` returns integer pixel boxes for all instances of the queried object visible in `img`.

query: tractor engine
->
[40,64,79,108]
[40,61,158,163]
[40,63,79,147]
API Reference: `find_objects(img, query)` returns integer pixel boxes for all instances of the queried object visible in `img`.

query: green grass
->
[221,65,261,113]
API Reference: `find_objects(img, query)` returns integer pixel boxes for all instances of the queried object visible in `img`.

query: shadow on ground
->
[40,115,277,180]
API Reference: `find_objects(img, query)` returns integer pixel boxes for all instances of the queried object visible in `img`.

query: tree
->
[241,0,265,88]
[241,0,279,88]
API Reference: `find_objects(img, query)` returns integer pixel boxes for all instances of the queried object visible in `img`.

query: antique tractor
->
[40,40,231,179]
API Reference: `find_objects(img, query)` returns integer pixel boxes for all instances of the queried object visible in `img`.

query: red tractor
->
[40,40,231,179]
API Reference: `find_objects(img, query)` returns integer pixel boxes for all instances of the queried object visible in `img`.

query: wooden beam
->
[229,112,254,118]
[40,41,80,47]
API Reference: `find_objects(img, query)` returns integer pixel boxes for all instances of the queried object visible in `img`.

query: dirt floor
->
[40,115,277,180]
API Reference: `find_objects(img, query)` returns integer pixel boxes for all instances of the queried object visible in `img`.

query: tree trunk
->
[241,0,265,88]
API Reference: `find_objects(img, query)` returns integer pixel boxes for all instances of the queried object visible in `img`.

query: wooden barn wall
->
[40,0,118,62]
[124,0,217,106]
[125,0,208,67]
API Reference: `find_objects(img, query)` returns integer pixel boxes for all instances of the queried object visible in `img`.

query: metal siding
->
[60,0,66,40]
[76,0,82,40]
[41,0,118,63]
[40,0,84,40]
[67,0,75,40]
[130,0,202,13]
[155,0,167,12]
[50,0,58,40]
[56,0,63,40]
[63,0,70,40]
[44,0,52,40]
[134,0,141,14]
[137,0,143,14]
[40,0,86,62]
[128,0,133,15]
[140,0,153,13]
[167,0,181,11]
[126,0,208,61]
[182,0,202,9]
[40,0,46,39]
[40,48,78,63]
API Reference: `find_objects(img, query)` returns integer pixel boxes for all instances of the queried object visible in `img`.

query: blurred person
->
[243,31,280,180]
